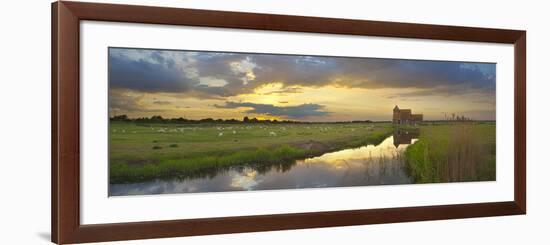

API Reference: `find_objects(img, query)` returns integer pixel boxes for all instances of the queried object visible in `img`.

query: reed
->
[404,122,496,183]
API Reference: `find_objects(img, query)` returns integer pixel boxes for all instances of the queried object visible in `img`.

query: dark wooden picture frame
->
[52,1,526,244]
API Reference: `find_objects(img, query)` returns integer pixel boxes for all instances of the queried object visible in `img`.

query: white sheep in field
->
[218,132,224,137]
[232,130,236,134]
[269,131,277,137]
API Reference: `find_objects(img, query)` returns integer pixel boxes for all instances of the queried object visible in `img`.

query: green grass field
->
[109,121,496,184]
[404,122,496,183]
[109,122,394,183]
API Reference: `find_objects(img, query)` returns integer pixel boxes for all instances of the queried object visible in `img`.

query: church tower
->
[393,105,400,124]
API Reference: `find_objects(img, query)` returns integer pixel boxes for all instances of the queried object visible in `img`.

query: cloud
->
[109,48,496,99]
[109,49,254,98]
[109,89,177,116]
[109,50,199,93]
[250,55,496,95]
[109,89,150,115]
[109,89,145,113]
[214,101,330,119]
[261,86,303,95]
[152,100,171,105]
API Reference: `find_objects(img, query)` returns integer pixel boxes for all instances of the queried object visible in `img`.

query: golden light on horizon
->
[109,49,496,122]
[110,81,496,122]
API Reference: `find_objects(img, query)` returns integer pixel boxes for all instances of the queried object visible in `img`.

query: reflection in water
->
[393,128,420,148]
[110,134,419,196]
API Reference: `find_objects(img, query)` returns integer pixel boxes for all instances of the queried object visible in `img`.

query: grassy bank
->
[109,122,393,183]
[404,122,496,183]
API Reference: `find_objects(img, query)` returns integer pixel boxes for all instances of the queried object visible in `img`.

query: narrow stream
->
[110,133,419,196]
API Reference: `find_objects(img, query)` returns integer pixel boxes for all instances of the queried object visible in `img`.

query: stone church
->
[392,105,423,125]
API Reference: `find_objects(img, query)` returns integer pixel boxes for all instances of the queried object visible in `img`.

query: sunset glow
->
[109,48,496,121]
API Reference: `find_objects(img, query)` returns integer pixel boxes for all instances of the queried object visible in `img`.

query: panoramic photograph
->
[108,47,496,196]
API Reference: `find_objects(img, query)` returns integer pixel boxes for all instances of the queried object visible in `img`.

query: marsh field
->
[107,48,498,195]
[108,121,495,195]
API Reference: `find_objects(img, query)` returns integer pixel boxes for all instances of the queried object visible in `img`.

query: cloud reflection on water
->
[109,135,417,196]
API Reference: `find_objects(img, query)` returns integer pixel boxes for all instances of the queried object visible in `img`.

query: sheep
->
[232,130,237,134]
[269,131,277,137]
[218,132,224,137]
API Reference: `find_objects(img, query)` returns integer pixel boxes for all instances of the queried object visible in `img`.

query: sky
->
[108,47,496,121]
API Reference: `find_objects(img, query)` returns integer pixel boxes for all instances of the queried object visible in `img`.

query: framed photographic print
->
[52,1,526,244]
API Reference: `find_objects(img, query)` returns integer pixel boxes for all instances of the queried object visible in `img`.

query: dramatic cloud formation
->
[108,47,497,121]
[214,102,330,119]
[109,48,495,97]
[249,55,496,96]
[109,49,197,92]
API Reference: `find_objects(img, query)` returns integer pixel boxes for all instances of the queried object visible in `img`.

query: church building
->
[392,105,423,125]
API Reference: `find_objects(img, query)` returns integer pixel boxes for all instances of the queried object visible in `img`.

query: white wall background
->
[0,0,547,244]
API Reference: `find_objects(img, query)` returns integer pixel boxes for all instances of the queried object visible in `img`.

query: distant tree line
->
[443,113,474,122]
[110,115,373,124]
